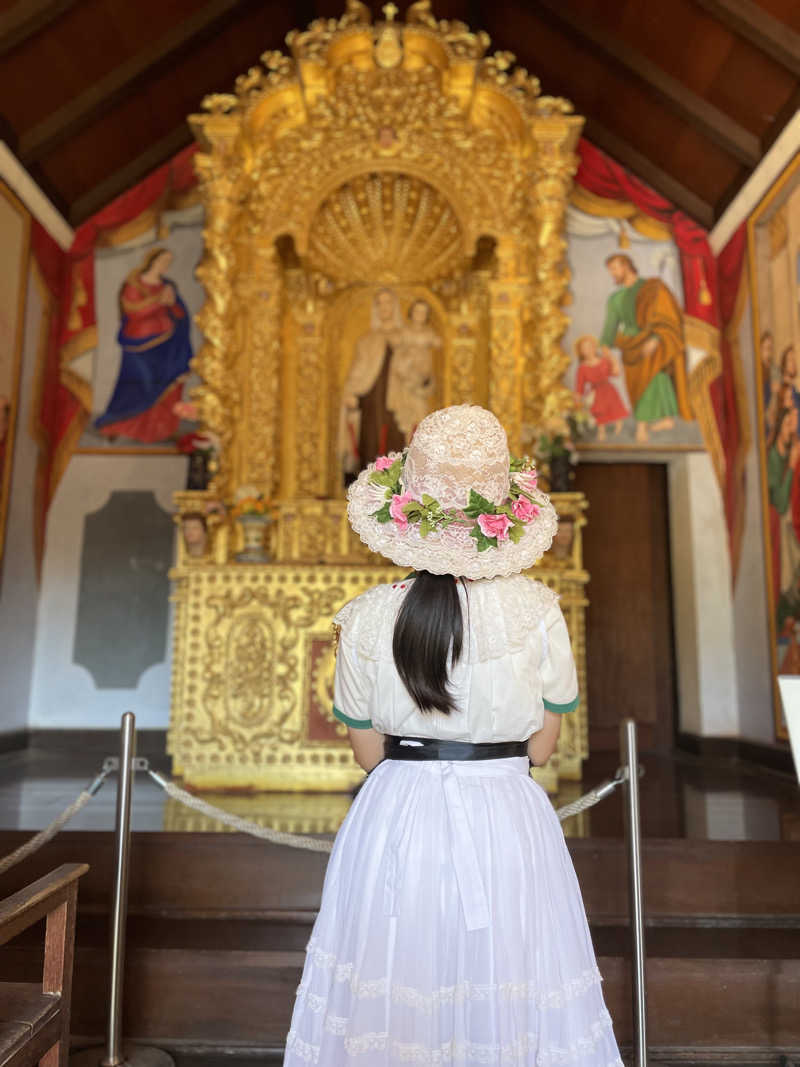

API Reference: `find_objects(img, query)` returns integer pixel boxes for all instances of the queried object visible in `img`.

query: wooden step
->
[1,832,798,922]
[1,832,798,1051]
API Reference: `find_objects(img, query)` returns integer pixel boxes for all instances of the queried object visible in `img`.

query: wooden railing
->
[0,864,88,1067]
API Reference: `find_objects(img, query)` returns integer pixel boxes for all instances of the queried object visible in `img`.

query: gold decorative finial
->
[383,2,399,21]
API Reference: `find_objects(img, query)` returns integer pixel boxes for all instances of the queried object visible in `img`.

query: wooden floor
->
[1,741,798,841]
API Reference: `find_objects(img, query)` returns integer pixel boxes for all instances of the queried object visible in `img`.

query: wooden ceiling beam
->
[533,0,760,167]
[693,0,800,78]
[18,0,262,166]
[0,0,78,58]
[68,123,194,226]
[583,118,716,228]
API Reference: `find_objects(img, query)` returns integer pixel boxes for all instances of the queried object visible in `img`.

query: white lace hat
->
[346,405,558,579]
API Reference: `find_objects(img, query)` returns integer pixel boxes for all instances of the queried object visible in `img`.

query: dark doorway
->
[573,462,677,752]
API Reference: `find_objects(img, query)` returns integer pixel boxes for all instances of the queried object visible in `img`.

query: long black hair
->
[392,571,466,714]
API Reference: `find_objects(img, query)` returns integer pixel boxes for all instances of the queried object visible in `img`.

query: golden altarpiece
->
[168,1,588,797]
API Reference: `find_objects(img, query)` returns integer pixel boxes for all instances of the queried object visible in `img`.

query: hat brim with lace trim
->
[346,405,559,581]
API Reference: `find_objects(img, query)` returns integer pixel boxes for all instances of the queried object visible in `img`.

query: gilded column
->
[238,240,284,496]
[528,114,583,430]
[293,296,327,497]
[448,300,479,407]
[489,236,527,454]
[193,163,242,502]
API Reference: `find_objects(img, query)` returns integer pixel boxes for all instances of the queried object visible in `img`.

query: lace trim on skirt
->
[299,938,603,1012]
[285,1010,623,1064]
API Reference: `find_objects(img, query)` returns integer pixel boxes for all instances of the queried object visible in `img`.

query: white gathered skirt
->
[284,757,623,1066]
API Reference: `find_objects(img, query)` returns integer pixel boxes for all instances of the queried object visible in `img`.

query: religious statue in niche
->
[341,289,440,480]
[94,248,194,443]
[598,253,692,443]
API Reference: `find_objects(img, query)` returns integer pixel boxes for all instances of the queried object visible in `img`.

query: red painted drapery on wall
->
[30,145,197,569]
[715,225,749,580]
[576,140,719,326]
[30,139,749,580]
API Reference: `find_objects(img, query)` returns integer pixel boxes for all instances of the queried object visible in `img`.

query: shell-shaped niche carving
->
[307,172,465,284]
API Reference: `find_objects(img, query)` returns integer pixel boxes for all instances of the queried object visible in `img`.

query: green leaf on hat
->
[508,521,525,544]
[373,502,392,524]
[464,488,496,519]
[370,470,399,490]
[469,524,498,551]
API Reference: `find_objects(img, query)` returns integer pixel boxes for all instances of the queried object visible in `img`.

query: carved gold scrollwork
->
[173,3,589,794]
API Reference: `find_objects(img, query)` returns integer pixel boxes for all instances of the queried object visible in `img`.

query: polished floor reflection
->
[0,741,798,840]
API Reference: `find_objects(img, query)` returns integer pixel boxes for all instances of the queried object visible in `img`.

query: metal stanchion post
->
[621,718,648,1067]
[71,713,174,1067]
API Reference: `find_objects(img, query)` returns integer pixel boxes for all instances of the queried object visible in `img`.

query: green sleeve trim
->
[333,705,373,729]
[543,694,580,714]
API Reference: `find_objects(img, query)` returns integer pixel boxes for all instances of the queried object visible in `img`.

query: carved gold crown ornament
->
[168,1,589,794]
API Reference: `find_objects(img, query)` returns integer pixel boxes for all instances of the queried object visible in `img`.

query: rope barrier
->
[0,760,637,871]
[146,766,633,854]
[0,767,111,876]
[147,770,337,853]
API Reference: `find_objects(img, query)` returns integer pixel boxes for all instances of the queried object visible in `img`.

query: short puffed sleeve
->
[539,601,580,713]
[331,597,377,729]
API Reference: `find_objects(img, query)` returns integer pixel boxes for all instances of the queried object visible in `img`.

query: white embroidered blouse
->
[332,574,579,743]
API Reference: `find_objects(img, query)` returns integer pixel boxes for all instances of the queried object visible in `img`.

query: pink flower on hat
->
[477,513,512,541]
[512,497,540,522]
[374,455,393,471]
[390,493,414,531]
[516,469,538,493]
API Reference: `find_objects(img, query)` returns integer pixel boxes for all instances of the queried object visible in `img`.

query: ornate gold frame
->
[747,149,800,741]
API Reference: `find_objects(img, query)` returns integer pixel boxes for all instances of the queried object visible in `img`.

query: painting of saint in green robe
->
[599,253,693,443]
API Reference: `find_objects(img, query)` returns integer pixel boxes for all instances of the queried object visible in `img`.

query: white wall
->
[28,454,185,730]
[668,452,739,736]
[0,264,46,735]
[730,294,774,742]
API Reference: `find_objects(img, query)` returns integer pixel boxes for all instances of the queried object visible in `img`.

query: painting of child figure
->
[573,335,629,441]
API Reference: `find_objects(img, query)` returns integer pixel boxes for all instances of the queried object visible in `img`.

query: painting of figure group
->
[760,329,800,672]
[570,252,696,445]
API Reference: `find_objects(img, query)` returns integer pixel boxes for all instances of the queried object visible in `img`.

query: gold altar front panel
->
[169,564,403,792]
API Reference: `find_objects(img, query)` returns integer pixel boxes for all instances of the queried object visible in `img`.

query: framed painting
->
[0,180,31,575]
[748,150,800,741]
[564,191,718,458]
[75,221,206,455]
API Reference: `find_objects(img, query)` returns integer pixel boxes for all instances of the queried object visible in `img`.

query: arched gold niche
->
[190,0,582,522]
[168,1,589,793]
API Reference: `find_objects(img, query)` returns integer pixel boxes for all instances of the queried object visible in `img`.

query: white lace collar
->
[334,574,558,663]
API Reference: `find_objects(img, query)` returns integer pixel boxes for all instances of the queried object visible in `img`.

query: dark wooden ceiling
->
[1,0,799,229]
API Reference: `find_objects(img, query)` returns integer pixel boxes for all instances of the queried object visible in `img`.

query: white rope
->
[553,783,620,821]
[0,790,95,876]
[149,771,336,853]
[149,768,626,853]
[0,764,628,875]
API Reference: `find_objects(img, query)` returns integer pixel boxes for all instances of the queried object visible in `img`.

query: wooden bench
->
[0,864,88,1067]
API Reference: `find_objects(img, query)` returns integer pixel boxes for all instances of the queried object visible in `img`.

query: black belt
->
[385,736,528,761]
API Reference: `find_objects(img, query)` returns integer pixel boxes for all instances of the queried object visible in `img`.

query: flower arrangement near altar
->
[536,410,595,463]
[369,452,542,553]
[230,485,273,518]
[534,411,595,491]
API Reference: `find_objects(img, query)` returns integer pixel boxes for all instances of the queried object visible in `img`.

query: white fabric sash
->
[382,757,529,932]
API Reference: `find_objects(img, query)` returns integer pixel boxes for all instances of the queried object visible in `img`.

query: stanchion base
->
[71,1045,175,1067]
